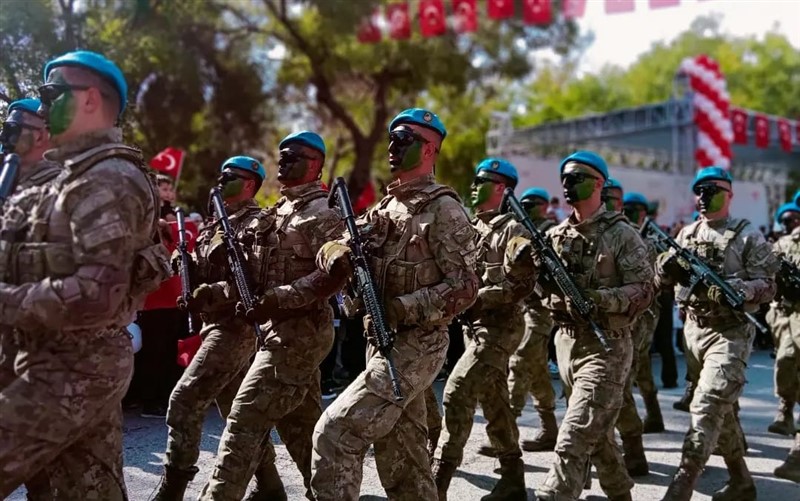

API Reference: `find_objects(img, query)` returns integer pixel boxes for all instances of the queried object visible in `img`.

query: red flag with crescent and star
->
[143,218,198,311]
[419,0,446,38]
[452,0,478,33]
[149,147,186,179]
[387,2,411,40]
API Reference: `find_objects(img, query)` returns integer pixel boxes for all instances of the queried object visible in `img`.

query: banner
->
[452,0,478,33]
[387,2,411,40]
[149,147,186,179]
[523,0,552,25]
[420,0,446,37]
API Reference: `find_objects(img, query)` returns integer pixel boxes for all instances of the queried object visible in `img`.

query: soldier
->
[434,158,534,500]
[602,177,624,212]
[656,167,777,501]
[198,131,344,501]
[153,156,281,500]
[0,50,169,499]
[312,108,478,500]
[0,98,64,499]
[765,202,800,436]
[535,151,653,501]
[507,187,558,453]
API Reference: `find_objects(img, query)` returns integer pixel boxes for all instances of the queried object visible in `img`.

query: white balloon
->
[127,322,143,354]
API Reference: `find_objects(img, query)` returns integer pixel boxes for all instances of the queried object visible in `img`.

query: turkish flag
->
[523,0,552,25]
[563,0,587,18]
[357,9,381,43]
[419,0,446,38]
[777,118,793,152]
[177,334,202,368]
[731,108,748,144]
[754,114,770,148]
[387,2,411,40]
[452,0,478,33]
[353,180,377,214]
[149,147,185,179]
[488,0,514,19]
[605,0,635,14]
[649,0,681,8]
[143,219,198,311]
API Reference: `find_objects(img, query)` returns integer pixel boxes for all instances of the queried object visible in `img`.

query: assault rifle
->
[642,218,768,335]
[328,177,403,401]
[778,257,800,302]
[500,188,611,353]
[174,207,196,334]
[209,186,265,346]
[0,122,21,205]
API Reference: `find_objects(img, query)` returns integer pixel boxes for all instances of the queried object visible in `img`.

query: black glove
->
[661,254,692,285]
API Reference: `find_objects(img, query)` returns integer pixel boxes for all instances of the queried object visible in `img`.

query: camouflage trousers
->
[681,316,752,465]
[165,318,258,471]
[200,313,333,501]
[0,329,133,500]
[540,327,634,500]
[508,306,555,416]
[616,308,659,438]
[425,385,442,451]
[436,313,524,465]
[767,305,798,402]
[311,325,448,501]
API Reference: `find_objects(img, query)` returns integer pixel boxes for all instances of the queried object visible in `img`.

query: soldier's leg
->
[637,311,664,434]
[435,343,482,466]
[520,324,558,452]
[164,324,254,471]
[540,332,633,500]
[424,385,442,457]
[508,313,538,415]
[0,334,132,498]
[770,309,797,435]
[615,326,648,477]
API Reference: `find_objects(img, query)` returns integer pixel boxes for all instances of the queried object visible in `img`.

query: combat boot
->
[673,381,694,413]
[775,432,800,483]
[521,410,558,452]
[432,458,457,501]
[661,457,702,501]
[244,462,287,501]
[621,434,649,477]
[477,442,498,458]
[152,464,199,501]
[768,398,796,436]
[711,456,756,501]
[642,392,665,434]
[481,457,526,501]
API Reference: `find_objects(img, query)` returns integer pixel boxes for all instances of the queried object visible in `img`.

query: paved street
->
[9,349,800,500]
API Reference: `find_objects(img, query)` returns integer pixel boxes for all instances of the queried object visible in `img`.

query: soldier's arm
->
[594,226,654,316]
[272,207,346,309]
[393,197,479,325]
[0,166,154,329]
[736,229,778,304]
[478,222,537,309]
[654,228,687,290]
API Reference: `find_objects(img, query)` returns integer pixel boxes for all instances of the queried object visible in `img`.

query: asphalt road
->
[9,349,800,500]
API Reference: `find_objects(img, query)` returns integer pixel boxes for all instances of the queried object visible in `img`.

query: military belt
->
[686,312,741,330]
[557,323,628,340]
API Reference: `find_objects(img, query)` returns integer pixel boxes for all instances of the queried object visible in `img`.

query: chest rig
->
[362,184,458,302]
[249,190,326,290]
[195,204,263,287]
[682,219,749,275]
[475,213,515,288]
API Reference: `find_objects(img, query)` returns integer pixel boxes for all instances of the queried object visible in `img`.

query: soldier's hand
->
[186,284,214,314]
[384,299,404,329]
[362,314,378,347]
[565,295,594,320]
[661,254,691,284]
[316,242,352,276]
[238,288,280,323]
[584,289,603,306]
[706,285,725,305]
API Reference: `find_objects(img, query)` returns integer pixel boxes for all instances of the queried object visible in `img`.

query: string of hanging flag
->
[357,0,707,43]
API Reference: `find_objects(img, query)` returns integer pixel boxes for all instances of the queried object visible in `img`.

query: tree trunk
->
[347,136,379,202]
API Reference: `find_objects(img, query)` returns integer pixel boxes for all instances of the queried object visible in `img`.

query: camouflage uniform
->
[435,210,535,474]
[311,174,478,501]
[507,217,557,450]
[657,216,777,499]
[0,128,167,499]
[199,181,344,501]
[161,199,265,480]
[538,206,653,501]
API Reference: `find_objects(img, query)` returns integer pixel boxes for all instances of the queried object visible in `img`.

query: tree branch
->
[326,135,348,186]
[0,90,12,104]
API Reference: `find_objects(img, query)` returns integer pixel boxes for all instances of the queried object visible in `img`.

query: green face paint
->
[397,141,422,172]
[221,178,245,199]
[705,191,726,213]
[624,206,642,223]
[563,177,596,203]
[605,198,616,211]
[526,205,544,220]
[470,181,494,208]
[45,72,76,136]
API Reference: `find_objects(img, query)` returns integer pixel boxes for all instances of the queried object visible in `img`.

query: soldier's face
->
[278,145,319,184]
[561,164,601,204]
[780,212,800,233]
[388,125,428,172]
[38,69,86,137]
[521,197,547,220]
[1,110,47,161]
[603,187,623,212]
[694,181,731,214]
[624,203,646,225]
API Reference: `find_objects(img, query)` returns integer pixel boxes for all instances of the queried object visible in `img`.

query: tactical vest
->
[475,213,517,300]
[362,183,459,303]
[4,143,170,327]
[525,218,556,309]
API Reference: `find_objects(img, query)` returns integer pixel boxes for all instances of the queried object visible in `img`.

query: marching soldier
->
[507,187,559,453]
[198,131,344,500]
[154,156,282,500]
[312,108,479,500]
[0,50,169,499]
[535,151,653,501]
[602,177,623,212]
[434,158,535,500]
[656,167,777,501]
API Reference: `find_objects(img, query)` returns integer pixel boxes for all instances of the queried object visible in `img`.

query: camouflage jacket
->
[523,218,556,311]
[656,216,777,318]
[543,205,654,332]
[356,174,478,328]
[0,128,168,334]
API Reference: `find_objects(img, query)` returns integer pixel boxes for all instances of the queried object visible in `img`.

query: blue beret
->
[520,187,550,203]
[7,98,41,116]
[692,211,700,221]
[604,177,623,190]
[44,51,128,116]
[692,166,733,191]
[776,202,800,221]
[388,108,447,139]
[560,150,609,181]
[221,155,265,182]
[793,190,800,207]
[475,158,518,185]
[623,192,648,206]
[279,131,326,156]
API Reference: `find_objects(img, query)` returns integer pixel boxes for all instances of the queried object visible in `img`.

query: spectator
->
[547,196,566,222]
[157,174,178,221]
